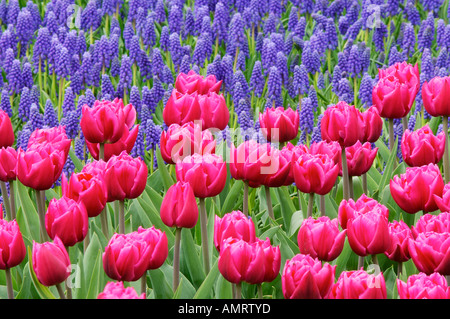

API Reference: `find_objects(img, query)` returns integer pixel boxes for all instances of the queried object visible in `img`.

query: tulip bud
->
[32,236,71,287]
[397,272,450,299]
[175,153,227,198]
[27,126,72,159]
[362,106,383,143]
[214,210,256,252]
[282,253,336,299]
[297,216,347,262]
[97,281,146,299]
[160,181,199,229]
[0,110,14,148]
[0,218,26,269]
[198,92,230,131]
[327,269,387,299]
[0,147,17,182]
[45,196,89,247]
[163,89,202,127]
[422,76,450,117]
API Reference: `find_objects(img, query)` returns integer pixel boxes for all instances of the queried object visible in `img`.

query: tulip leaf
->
[376,136,398,200]
[69,148,84,172]
[214,273,233,299]
[274,186,297,231]
[147,266,173,299]
[220,179,243,216]
[155,146,174,192]
[193,259,219,299]
[16,181,40,242]
[82,233,105,299]
[181,228,206,289]
[383,266,398,300]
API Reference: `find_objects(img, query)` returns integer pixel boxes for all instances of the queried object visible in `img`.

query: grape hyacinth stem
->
[199,198,210,274]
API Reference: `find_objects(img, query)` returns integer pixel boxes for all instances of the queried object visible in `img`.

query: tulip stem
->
[362,173,368,195]
[118,200,125,234]
[35,190,50,242]
[320,195,326,217]
[265,186,275,220]
[5,268,14,299]
[141,271,147,298]
[348,175,354,199]
[199,198,210,274]
[341,148,350,201]
[388,118,395,151]
[55,283,66,299]
[397,262,403,277]
[307,193,314,218]
[173,227,181,293]
[358,256,364,270]
[0,181,12,220]
[9,180,16,220]
[243,182,249,217]
[371,254,378,266]
[257,283,263,299]
[442,116,450,184]
[235,282,242,299]
[99,143,105,161]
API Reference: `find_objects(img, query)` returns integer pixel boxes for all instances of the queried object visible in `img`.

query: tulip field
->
[1,0,450,303]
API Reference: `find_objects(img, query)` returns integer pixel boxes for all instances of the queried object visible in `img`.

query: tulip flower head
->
[214,210,256,252]
[397,272,450,299]
[0,218,26,269]
[259,106,300,143]
[97,281,146,299]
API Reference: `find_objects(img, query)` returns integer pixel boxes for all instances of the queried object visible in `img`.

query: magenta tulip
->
[175,70,222,95]
[397,272,450,299]
[384,220,412,263]
[297,216,347,262]
[401,124,445,167]
[411,212,450,238]
[163,89,202,127]
[32,236,71,287]
[214,210,256,252]
[27,126,71,158]
[390,163,444,214]
[0,218,26,269]
[0,110,14,148]
[422,76,450,117]
[361,106,383,143]
[160,181,199,229]
[0,147,17,182]
[343,141,378,177]
[198,92,230,131]
[327,269,387,299]
[135,226,168,270]
[97,281,146,299]
[259,106,299,143]
[282,253,336,299]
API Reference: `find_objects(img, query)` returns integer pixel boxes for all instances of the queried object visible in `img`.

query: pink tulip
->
[320,101,366,148]
[104,151,148,202]
[282,253,336,299]
[327,269,387,299]
[160,181,199,229]
[411,212,450,238]
[175,153,227,198]
[384,220,412,263]
[408,231,450,276]
[0,218,26,269]
[297,216,347,262]
[198,92,230,131]
[135,226,168,270]
[97,281,146,299]
[0,147,17,182]
[401,124,445,167]
[362,106,383,143]
[0,110,14,148]
[163,89,202,127]
[397,272,450,299]
[390,163,444,214]
[422,76,450,117]
[347,210,391,257]
[292,153,339,196]
[434,184,450,213]
[27,126,72,159]
[159,122,216,165]
[338,194,389,230]
[32,236,71,287]
[259,106,299,143]
[214,210,256,252]
[343,141,378,177]
[175,70,222,95]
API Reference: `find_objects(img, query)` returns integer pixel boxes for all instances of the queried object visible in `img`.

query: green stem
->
[243,182,249,217]
[235,282,242,299]
[173,227,181,293]
[362,173,368,195]
[9,180,16,220]
[320,195,326,217]
[55,283,66,299]
[5,268,14,299]
[443,116,450,184]
[358,256,364,270]
[372,254,378,266]
[199,198,210,274]
[257,283,263,299]
[265,186,275,220]
[349,175,354,199]
[118,200,125,234]
[99,143,105,161]
[141,271,147,298]
[341,147,350,201]
[35,189,49,242]
[307,193,314,218]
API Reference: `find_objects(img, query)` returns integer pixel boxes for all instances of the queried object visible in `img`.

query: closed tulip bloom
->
[347,210,391,257]
[176,153,227,198]
[45,196,89,247]
[0,110,14,148]
[27,126,72,159]
[32,236,71,287]
[135,226,168,270]
[160,181,199,229]
[411,212,450,238]
[338,194,390,230]
[98,281,146,299]
[390,164,444,214]
[86,124,139,161]
[218,237,280,285]
[163,89,202,127]
[62,172,107,218]
[344,141,378,177]
[298,216,347,262]
[198,92,230,131]
[373,62,420,119]
[361,106,383,143]
[282,253,336,299]
[214,210,256,252]
[0,147,17,182]
[259,106,299,143]
[327,269,387,299]
[422,76,450,117]
[433,185,450,214]
[320,101,366,148]
[16,144,67,190]
[293,153,339,196]
[160,122,216,165]
[401,124,445,167]
[384,220,412,263]
[397,272,450,299]
[408,231,450,276]
[175,70,222,95]
[103,231,156,282]
[104,151,148,202]
[80,99,127,144]
[0,218,26,269]
[260,145,292,188]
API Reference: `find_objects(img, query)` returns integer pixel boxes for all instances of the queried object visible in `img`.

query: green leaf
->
[274,186,297,231]
[383,266,398,300]
[155,146,174,192]
[82,233,105,299]
[376,136,398,200]
[193,259,219,299]
[16,181,40,242]
[220,179,243,216]
[148,266,173,299]
[69,148,84,172]
[180,228,206,289]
